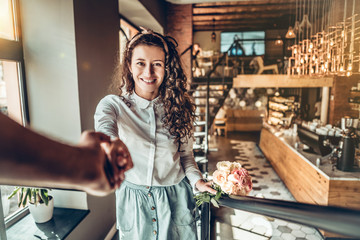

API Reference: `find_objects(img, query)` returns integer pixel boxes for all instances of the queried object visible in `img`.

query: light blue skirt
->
[116,178,199,240]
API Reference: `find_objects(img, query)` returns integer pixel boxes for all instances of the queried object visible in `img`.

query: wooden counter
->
[259,127,360,208]
[259,127,360,237]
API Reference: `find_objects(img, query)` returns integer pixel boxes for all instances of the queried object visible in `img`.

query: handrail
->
[216,195,360,238]
[181,45,192,56]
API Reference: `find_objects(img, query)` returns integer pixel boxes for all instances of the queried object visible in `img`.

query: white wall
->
[20,0,81,144]
[20,1,118,239]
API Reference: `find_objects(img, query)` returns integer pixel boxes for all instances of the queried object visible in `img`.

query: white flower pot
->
[28,196,54,223]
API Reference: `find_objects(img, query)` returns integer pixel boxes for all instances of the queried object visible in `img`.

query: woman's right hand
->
[78,132,133,196]
[100,138,133,189]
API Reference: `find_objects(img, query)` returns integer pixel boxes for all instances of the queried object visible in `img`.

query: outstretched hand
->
[77,132,133,196]
[195,179,217,195]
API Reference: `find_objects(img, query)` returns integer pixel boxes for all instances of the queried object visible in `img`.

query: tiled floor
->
[207,132,324,240]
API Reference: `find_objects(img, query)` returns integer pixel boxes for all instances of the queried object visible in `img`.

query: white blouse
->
[94,93,203,189]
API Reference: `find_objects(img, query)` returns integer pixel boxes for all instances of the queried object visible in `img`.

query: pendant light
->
[275,35,284,46]
[286,26,296,38]
[211,18,216,42]
[286,2,295,38]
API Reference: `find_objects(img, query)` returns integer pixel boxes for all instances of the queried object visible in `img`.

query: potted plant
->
[8,187,54,223]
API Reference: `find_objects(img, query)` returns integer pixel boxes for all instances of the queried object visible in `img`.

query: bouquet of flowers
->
[195,161,252,208]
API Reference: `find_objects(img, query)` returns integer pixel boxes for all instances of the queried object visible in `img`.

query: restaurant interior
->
[1,0,360,239]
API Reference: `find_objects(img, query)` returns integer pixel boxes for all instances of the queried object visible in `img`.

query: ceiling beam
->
[193,12,287,21]
[194,0,298,7]
[193,5,299,15]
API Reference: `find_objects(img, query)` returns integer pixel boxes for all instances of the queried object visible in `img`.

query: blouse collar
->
[131,92,162,109]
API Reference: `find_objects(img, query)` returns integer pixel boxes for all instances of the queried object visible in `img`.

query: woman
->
[94,28,216,239]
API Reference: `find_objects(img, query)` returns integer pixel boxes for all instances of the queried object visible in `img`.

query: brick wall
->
[329,75,360,125]
[165,3,192,81]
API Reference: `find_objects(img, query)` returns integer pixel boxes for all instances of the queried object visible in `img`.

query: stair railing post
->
[200,202,210,240]
[205,74,209,156]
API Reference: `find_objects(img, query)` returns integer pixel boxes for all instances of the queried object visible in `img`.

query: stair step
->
[192,77,233,83]
[194,121,206,126]
[194,132,206,137]
[192,96,225,99]
[189,89,228,93]
[191,82,232,86]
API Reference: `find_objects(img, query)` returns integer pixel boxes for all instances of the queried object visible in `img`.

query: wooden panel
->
[328,180,360,210]
[259,128,330,205]
[233,75,333,88]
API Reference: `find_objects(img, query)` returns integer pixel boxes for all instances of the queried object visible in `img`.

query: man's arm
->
[0,113,132,196]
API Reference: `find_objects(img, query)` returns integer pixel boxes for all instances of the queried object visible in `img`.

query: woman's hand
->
[77,132,133,196]
[195,179,217,195]
[100,137,133,189]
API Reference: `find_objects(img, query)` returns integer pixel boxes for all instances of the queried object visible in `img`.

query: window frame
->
[0,0,30,235]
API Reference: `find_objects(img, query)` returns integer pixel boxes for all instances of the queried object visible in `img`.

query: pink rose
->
[231,168,251,188]
[212,170,228,186]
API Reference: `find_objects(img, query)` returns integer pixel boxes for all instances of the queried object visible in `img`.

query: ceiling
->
[192,0,301,32]
[166,0,323,32]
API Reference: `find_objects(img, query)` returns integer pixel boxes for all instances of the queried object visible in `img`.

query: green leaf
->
[210,198,219,208]
[23,188,31,206]
[40,189,49,205]
[18,188,24,207]
[8,187,20,200]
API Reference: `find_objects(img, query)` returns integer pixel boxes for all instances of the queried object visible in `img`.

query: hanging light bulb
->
[340,65,344,72]
[211,18,216,42]
[275,35,283,46]
[348,64,352,71]
[285,26,295,39]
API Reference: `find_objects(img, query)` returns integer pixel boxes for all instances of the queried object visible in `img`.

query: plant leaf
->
[40,189,49,205]
[8,187,20,200]
[18,188,24,207]
[22,188,31,207]
[210,198,219,208]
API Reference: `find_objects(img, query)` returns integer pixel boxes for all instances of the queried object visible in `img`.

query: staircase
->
[189,76,233,174]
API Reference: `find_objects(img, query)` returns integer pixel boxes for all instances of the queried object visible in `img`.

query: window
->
[0,0,29,233]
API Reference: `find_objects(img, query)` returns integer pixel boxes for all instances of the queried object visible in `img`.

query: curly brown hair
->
[111,29,195,150]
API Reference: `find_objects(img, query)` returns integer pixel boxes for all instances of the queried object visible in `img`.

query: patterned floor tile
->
[208,135,324,240]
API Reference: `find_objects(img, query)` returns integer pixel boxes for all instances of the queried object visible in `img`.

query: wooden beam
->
[233,74,334,88]
[194,0,298,7]
[193,24,279,31]
[193,12,286,21]
[193,5,298,15]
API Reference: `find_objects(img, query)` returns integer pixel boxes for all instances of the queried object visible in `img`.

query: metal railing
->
[200,195,360,240]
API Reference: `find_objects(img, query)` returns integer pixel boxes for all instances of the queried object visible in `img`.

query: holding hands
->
[78,131,133,196]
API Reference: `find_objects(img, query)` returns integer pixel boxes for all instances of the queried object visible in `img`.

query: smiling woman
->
[130,45,165,100]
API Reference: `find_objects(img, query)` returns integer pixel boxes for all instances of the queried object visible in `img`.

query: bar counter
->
[259,125,360,210]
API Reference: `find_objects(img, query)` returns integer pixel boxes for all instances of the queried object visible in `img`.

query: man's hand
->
[77,131,133,196]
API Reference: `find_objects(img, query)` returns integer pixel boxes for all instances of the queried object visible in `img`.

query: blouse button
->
[152,218,156,222]
[153,230,157,235]
[148,193,152,197]
[151,206,155,210]
[146,186,150,189]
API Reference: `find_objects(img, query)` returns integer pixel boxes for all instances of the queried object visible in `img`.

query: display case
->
[267,95,300,127]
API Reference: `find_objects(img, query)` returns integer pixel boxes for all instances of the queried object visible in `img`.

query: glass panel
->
[0,0,15,40]
[1,186,23,219]
[0,60,22,124]
[0,60,23,221]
